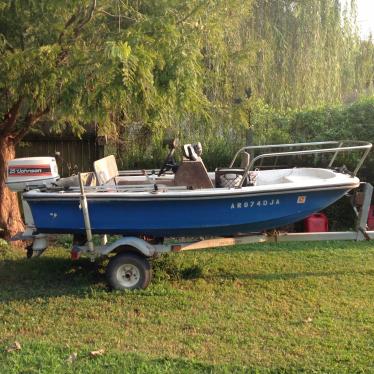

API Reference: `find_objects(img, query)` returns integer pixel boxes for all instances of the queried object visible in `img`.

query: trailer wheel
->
[106,252,152,290]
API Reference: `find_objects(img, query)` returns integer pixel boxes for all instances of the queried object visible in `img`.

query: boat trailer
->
[18,179,374,290]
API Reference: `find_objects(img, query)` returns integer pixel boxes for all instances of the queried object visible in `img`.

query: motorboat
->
[7,140,372,238]
[6,140,373,290]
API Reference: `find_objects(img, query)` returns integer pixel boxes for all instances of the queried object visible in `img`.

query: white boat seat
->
[94,155,119,185]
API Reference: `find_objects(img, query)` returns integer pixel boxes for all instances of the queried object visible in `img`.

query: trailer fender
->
[99,237,156,257]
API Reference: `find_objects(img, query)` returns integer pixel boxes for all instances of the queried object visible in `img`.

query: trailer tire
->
[106,252,152,290]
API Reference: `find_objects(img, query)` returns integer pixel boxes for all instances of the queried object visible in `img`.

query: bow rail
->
[228,141,372,188]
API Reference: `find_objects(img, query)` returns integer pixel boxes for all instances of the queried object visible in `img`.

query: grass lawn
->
[0,240,374,373]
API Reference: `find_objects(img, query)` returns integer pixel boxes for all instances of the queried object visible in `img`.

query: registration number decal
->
[230,199,280,209]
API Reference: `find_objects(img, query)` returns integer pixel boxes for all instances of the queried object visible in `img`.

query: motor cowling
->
[6,157,60,192]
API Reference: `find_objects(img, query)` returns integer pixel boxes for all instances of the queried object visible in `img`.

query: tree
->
[1,0,371,241]
[0,0,103,240]
[0,0,215,240]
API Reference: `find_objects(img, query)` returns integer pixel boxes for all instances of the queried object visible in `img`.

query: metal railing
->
[228,141,372,188]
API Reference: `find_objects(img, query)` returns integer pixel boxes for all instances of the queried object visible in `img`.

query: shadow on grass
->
[0,255,106,302]
[1,250,373,303]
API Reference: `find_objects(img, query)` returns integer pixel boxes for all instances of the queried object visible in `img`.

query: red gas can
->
[367,206,374,230]
[304,213,328,232]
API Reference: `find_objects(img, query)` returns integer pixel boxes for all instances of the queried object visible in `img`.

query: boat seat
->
[94,155,119,185]
[215,168,247,188]
[214,152,251,188]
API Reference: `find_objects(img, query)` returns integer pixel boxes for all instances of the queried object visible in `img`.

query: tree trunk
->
[0,136,25,243]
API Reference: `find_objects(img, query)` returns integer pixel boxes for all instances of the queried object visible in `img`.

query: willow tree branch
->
[73,0,97,36]
[58,12,80,44]
[13,106,50,144]
[57,0,97,64]
[0,98,23,137]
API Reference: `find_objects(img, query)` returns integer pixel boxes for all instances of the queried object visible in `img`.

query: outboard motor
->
[6,157,60,192]
[6,157,60,256]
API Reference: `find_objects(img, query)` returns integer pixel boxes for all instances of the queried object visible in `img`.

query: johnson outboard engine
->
[5,157,60,256]
[6,157,60,192]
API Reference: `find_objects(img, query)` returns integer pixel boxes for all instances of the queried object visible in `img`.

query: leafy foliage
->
[0,0,373,171]
[0,0,216,141]
[289,96,374,181]
[109,0,374,169]
[184,96,374,174]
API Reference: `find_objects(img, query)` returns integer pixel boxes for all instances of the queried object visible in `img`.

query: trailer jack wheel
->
[106,252,152,290]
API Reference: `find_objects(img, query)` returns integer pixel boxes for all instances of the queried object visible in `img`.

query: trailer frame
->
[14,180,374,290]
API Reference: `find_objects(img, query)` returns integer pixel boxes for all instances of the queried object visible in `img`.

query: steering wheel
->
[158,139,179,176]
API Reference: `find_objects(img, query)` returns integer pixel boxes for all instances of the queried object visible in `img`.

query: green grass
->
[1,241,374,373]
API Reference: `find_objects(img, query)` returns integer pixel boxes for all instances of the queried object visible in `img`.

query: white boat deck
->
[24,167,359,200]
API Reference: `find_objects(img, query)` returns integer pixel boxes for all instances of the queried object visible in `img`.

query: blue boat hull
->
[26,187,350,237]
